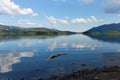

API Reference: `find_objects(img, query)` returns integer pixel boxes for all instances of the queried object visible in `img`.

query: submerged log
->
[48,53,67,59]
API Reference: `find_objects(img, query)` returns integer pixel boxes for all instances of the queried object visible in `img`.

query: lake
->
[0,34,120,80]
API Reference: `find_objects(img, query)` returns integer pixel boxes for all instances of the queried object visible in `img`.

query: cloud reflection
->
[0,41,4,45]
[48,40,67,51]
[72,43,102,50]
[18,41,33,47]
[0,51,34,73]
[48,40,102,51]
[18,39,43,47]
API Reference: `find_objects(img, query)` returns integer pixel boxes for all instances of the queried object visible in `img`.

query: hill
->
[0,24,76,36]
[83,23,120,36]
[83,23,120,43]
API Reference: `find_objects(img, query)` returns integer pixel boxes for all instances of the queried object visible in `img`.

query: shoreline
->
[44,66,120,80]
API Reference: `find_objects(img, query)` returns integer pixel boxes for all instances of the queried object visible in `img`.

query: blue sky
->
[0,0,120,32]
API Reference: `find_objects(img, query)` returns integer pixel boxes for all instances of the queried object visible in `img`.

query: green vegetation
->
[91,32,100,35]
[83,23,120,37]
[0,25,75,36]
[105,30,120,36]
[0,30,72,36]
[83,30,120,37]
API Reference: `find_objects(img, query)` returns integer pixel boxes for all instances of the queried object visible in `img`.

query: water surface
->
[0,34,120,80]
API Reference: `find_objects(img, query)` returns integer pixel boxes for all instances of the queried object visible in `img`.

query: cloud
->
[17,19,42,27]
[71,16,103,24]
[90,16,97,22]
[59,20,68,25]
[71,18,88,24]
[46,16,103,26]
[105,0,120,15]
[0,0,38,16]
[46,16,68,26]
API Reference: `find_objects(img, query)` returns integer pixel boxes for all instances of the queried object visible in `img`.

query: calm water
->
[0,34,120,80]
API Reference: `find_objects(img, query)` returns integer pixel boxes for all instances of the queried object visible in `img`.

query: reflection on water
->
[48,40,102,51]
[18,39,43,48]
[0,34,120,79]
[0,42,4,45]
[72,43,102,50]
[103,52,120,66]
[86,34,120,43]
[18,41,33,47]
[0,51,34,73]
[48,40,68,51]
[118,48,120,52]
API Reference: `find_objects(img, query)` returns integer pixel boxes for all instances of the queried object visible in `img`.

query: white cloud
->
[71,18,88,24]
[46,16,68,26]
[0,0,38,16]
[105,0,120,15]
[59,20,68,25]
[17,19,42,27]
[90,16,97,22]
[71,16,103,24]
[86,18,93,23]
[47,16,57,26]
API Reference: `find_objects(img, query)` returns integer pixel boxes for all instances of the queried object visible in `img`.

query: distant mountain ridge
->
[83,23,120,43]
[0,24,76,36]
[84,23,120,33]
[0,24,59,32]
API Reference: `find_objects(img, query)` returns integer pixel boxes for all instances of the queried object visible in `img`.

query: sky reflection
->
[48,39,102,51]
[72,43,102,50]
[48,40,68,51]
[0,51,34,73]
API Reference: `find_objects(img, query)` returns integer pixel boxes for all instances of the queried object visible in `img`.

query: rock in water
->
[48,53,67,59]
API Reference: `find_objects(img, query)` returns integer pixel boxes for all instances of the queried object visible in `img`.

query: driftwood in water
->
[48,53,67,59]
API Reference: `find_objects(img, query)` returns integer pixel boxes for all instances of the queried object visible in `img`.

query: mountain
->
[83,23,120,36]
[0,24,76,36]
[83,23,120,43]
